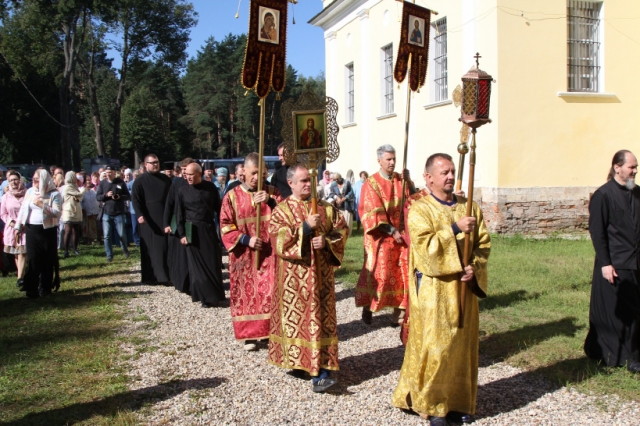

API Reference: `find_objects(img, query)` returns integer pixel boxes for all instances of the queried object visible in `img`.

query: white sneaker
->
[243,340,257,351]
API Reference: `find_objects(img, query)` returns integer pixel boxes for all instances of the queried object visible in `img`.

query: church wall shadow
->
[3,377,226,426]
[479,317,583,366]
[479,290,541,312]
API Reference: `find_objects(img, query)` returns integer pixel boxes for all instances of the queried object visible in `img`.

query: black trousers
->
[23,224,58,297]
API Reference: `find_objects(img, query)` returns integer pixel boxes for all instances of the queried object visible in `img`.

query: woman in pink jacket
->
[1,171,27,286]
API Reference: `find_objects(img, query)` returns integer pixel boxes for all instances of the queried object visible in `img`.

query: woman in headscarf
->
[0,171,27,286]
[61,171,86,257]
[327,172,355,235]
[14,169,62,298]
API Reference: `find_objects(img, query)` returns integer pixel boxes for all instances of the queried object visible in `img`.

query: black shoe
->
[123,252,130,259]
[312,377,337,393]
[106,257,113,263]
[63,251,69,259]
[447,411,474,423]
[362,308,372,325]
[16,278,23,288]
[201,302,218,308]
[627,361,640,373]
[429,417,448,426]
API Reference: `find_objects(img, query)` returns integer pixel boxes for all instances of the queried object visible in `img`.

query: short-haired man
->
[584,150,640,373]
[132,154,172,284]
[392,153,490,426]
[269,143,292,198]
[175,163,225,307]
[267,164,349,392]
[220,153,281,351]
[163,157,196,294]
[96,166,131,262]
[355,144,414,325]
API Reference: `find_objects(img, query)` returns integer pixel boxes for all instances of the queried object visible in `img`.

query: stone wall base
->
[474,186,598,235]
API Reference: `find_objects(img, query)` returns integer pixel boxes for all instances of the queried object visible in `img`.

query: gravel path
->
[118,259,640,425]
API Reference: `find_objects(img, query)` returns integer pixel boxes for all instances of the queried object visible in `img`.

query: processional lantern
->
[458,53,493,328]
[459,53,493,129]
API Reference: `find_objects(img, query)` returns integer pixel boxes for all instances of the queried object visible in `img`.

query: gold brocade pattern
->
[267,198,348,375]
[355,172,410,311]
[392,194,491,417]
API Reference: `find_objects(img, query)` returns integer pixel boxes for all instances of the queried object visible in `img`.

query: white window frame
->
[345,63,355,123]
[380,44,394,115]
[567,1,603,93]
[429,17,448,103]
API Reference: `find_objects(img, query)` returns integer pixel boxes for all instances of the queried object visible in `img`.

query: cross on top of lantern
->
[459,53,493,129]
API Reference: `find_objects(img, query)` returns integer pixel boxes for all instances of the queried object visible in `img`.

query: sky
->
[111,0,327,78]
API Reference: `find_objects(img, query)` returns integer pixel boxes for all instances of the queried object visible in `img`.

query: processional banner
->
[241,0,288,98]
[394,2,431,91]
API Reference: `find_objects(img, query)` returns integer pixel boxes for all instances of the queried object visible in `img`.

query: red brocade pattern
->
[355,172,410,312]
[220,186,280,341]
[267,198,348,375]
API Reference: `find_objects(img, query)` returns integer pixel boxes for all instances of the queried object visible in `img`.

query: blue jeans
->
[102,214,129,259]
[130,213,140,246]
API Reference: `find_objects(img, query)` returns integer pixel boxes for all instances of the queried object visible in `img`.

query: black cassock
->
[176,181,225,304]
[132,171,172,283]
[585,179,640,366]
[164,177,190,293]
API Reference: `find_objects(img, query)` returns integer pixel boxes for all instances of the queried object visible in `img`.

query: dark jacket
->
[96,178,130,216]
[589,179,640,270]
[270,162,291,199]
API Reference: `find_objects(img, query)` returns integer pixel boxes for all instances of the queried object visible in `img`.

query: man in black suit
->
[585,149,640,372]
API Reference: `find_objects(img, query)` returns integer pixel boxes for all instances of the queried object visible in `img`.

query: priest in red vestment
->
[220,153,281,351]
[355,144,414,326]
[268,164,348,393]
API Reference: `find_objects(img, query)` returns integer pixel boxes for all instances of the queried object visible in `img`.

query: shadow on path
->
[3,377,227,426]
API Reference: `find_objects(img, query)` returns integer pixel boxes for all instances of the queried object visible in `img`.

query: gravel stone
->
[118,258,640,424]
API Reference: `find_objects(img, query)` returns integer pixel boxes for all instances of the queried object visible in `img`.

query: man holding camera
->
[96,166,131,262]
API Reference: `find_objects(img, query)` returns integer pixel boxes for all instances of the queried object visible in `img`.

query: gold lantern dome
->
[459,53,493,129]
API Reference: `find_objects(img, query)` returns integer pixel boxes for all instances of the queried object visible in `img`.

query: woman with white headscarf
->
[14,169,62,298]
[0,171,27,285]
[61,171,86,257]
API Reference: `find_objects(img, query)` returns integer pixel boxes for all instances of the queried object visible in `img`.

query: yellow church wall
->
[496,0,640,188]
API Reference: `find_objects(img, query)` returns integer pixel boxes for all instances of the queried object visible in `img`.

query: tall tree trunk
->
[113,30,130,160]
[59,84,71,169]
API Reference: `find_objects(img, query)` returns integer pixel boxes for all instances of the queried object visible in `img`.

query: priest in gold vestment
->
[392,154,490,426]
[268,164,348,393]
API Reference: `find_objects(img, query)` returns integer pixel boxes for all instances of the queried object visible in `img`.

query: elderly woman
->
[61,171,86,257]
[14,169,62,298]
[327,172,355,234]
[1,171,27,286]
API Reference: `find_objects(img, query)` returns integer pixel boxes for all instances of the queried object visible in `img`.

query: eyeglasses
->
[146,161,159,165]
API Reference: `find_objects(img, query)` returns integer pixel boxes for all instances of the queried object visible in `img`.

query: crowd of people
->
[6,146,638,425]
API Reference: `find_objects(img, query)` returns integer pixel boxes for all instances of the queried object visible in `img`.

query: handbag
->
[96,202,104,222]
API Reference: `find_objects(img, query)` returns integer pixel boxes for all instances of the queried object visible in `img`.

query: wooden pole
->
[459,128,476,328]
[309,167,323,282]
[399,79,412,230]
[255,97,266,269]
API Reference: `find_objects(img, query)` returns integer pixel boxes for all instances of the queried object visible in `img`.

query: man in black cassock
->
[270,143,292,199]
[163,157,195,294]
[132,154,171,284]
[585,149,640,373]
[175,163,225,307]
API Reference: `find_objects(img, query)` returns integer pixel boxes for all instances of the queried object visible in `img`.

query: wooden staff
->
[255,98,266,269]
[456,141,469,193]
[309,168,323,282]
[459,128,476,328]
[399,79,412,231]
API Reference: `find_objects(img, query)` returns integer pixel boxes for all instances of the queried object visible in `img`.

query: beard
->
[626,178,636,190]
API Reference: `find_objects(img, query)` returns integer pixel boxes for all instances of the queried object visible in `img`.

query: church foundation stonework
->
[475,187,598,235]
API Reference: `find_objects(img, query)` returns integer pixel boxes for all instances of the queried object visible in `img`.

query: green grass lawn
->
[339,231,640,401]
[0,244,142,425]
